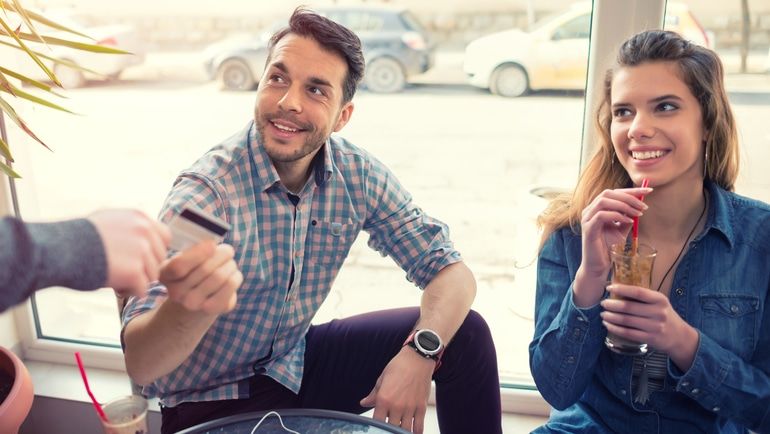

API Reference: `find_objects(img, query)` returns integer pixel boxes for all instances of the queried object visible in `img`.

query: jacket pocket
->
[699,294,760,359]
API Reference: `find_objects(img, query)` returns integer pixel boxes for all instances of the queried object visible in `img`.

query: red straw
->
[75,352,109,422]
[631,178,651,243]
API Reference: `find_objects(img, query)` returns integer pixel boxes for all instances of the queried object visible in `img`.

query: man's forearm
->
[415,262,476,343]
[123,300,218,385]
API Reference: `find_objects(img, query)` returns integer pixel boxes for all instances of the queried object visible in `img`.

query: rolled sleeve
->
[363,157,461,289]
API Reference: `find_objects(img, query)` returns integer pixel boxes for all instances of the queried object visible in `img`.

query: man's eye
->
[309,87,324,96]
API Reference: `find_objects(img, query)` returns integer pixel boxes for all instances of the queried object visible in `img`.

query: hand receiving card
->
[167,206,230,251]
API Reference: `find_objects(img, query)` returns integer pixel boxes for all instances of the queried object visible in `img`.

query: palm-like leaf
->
[0,0,129,178]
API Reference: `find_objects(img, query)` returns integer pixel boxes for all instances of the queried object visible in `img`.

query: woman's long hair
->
[537,30,739,249]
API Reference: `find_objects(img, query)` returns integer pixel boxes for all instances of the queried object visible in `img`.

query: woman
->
[529,30,770,433]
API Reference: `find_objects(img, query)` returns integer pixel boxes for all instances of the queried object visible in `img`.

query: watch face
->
[415,330,441,353]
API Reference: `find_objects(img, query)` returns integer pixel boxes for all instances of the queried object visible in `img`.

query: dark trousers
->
[161,308,502,434]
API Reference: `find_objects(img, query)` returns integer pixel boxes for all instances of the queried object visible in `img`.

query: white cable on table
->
[249,410,301,434]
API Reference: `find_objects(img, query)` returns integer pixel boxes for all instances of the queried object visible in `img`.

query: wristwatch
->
[403,329,444,367]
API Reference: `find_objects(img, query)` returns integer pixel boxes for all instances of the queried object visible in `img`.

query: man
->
[122,8,502,434]
[0,209,171,312]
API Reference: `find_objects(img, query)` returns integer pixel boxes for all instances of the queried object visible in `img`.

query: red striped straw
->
[631,178,651,252]
[75,352,109,422]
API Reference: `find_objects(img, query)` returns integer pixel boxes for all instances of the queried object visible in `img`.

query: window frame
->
[3,0,672,415]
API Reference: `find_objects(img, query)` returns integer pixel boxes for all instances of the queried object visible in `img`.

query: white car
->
[1,11,146,88]
[464,2,712,97]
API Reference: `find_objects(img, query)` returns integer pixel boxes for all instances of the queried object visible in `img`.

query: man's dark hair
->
[267,7,365,103]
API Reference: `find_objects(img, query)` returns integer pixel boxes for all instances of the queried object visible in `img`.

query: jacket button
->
[712,407,720,412]
[692,388,700,395]
[730,305,739,314]
[620,389,627,395]
[675,288,684,296]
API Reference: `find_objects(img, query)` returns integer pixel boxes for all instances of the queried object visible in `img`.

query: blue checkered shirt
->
[122,121,461,406]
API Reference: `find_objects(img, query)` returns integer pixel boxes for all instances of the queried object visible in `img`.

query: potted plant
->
[0,346,33,434]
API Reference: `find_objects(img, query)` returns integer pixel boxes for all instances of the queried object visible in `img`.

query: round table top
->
[176,408,411,434]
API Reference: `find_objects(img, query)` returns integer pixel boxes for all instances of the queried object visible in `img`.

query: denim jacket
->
[530,181,770,434]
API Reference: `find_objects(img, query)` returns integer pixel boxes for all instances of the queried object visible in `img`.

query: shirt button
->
[692,388,700,395]
[620,389,627,395]
[681,381,690,387]
[675,288,684,296]
[712,407,720,412]
[576,316,586,322]
[566,356,575,364]
[730,305,739,314]
[295,251,301,258]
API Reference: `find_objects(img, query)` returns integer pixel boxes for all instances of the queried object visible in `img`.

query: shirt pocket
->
[306,219,358,267]
[699,294,760,360]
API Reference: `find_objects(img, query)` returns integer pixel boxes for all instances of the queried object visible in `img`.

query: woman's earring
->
[703,151,709,178]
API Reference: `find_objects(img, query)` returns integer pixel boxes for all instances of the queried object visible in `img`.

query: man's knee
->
[456,309,493,343]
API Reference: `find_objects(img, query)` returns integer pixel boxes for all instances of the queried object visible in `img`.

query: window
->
[7,0,767,406]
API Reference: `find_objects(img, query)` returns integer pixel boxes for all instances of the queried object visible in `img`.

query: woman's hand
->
[573,187,651,307]
[601,284,699,371]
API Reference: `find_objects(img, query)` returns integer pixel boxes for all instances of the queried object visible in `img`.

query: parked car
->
[463,2,713,97]
[202,5,435,93]
[2,10,146,89]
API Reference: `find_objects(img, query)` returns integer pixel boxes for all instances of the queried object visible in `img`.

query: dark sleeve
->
[0,216,107,312]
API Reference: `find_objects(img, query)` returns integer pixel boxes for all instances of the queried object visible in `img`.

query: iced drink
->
[604,243,656,356]
[100,395,148,434]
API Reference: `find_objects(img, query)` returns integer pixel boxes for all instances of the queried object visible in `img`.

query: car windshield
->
[399,11,426,32]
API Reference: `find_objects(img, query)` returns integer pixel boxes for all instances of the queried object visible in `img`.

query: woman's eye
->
[658,102,678,112]
[613,108,631,117]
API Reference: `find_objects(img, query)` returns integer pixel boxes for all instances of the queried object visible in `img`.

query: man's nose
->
[278,85,302,113]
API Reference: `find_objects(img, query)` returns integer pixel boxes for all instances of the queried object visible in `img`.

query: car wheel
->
[218,59,255,91]
[53,61,86,89]
[490,64,529,98]
[364,57,406,93]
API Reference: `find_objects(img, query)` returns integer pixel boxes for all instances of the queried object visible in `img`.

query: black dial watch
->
[403,329,444,363]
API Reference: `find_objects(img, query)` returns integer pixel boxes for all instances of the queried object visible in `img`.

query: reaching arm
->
[123,241,242,385]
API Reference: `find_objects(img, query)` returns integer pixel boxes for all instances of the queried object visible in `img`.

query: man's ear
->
[333,102,354,132]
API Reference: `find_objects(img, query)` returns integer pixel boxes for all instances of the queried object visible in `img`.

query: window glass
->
[10,0,593,388]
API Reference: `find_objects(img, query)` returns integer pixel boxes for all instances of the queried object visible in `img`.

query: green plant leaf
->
[0,95,51,151]
[0,84,75,114]
[0,134,13,161]
[9,0,45,45]
[1,0,92,39]
[0,15,59,85]
[0,66,67,97]
[4,31,131,54]
[0,160,21,178]
[0,70,16,96]
[0,39,102,75]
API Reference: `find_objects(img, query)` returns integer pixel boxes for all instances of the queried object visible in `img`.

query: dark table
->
[175,408,411,434]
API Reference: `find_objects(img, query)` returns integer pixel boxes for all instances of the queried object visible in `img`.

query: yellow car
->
[463,2,712,97]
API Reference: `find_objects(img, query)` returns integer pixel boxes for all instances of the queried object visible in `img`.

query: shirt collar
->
[703,179,735,250]
[248,122,335,192]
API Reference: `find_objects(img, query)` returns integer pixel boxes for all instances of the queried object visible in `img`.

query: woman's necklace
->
[633,190,708,405]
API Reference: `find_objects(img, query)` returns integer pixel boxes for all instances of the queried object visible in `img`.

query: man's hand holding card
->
[160,206,243,314]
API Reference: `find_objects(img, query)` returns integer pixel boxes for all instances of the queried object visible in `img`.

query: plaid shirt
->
[122,121,461,406]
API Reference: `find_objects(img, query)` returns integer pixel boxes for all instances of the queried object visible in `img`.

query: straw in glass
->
[75,352,109,422]
[630,178,651,254]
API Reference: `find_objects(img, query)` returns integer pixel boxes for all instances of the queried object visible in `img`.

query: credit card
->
[167,205,230,251]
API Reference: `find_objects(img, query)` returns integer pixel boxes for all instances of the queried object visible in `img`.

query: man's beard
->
[256,110,328,163]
